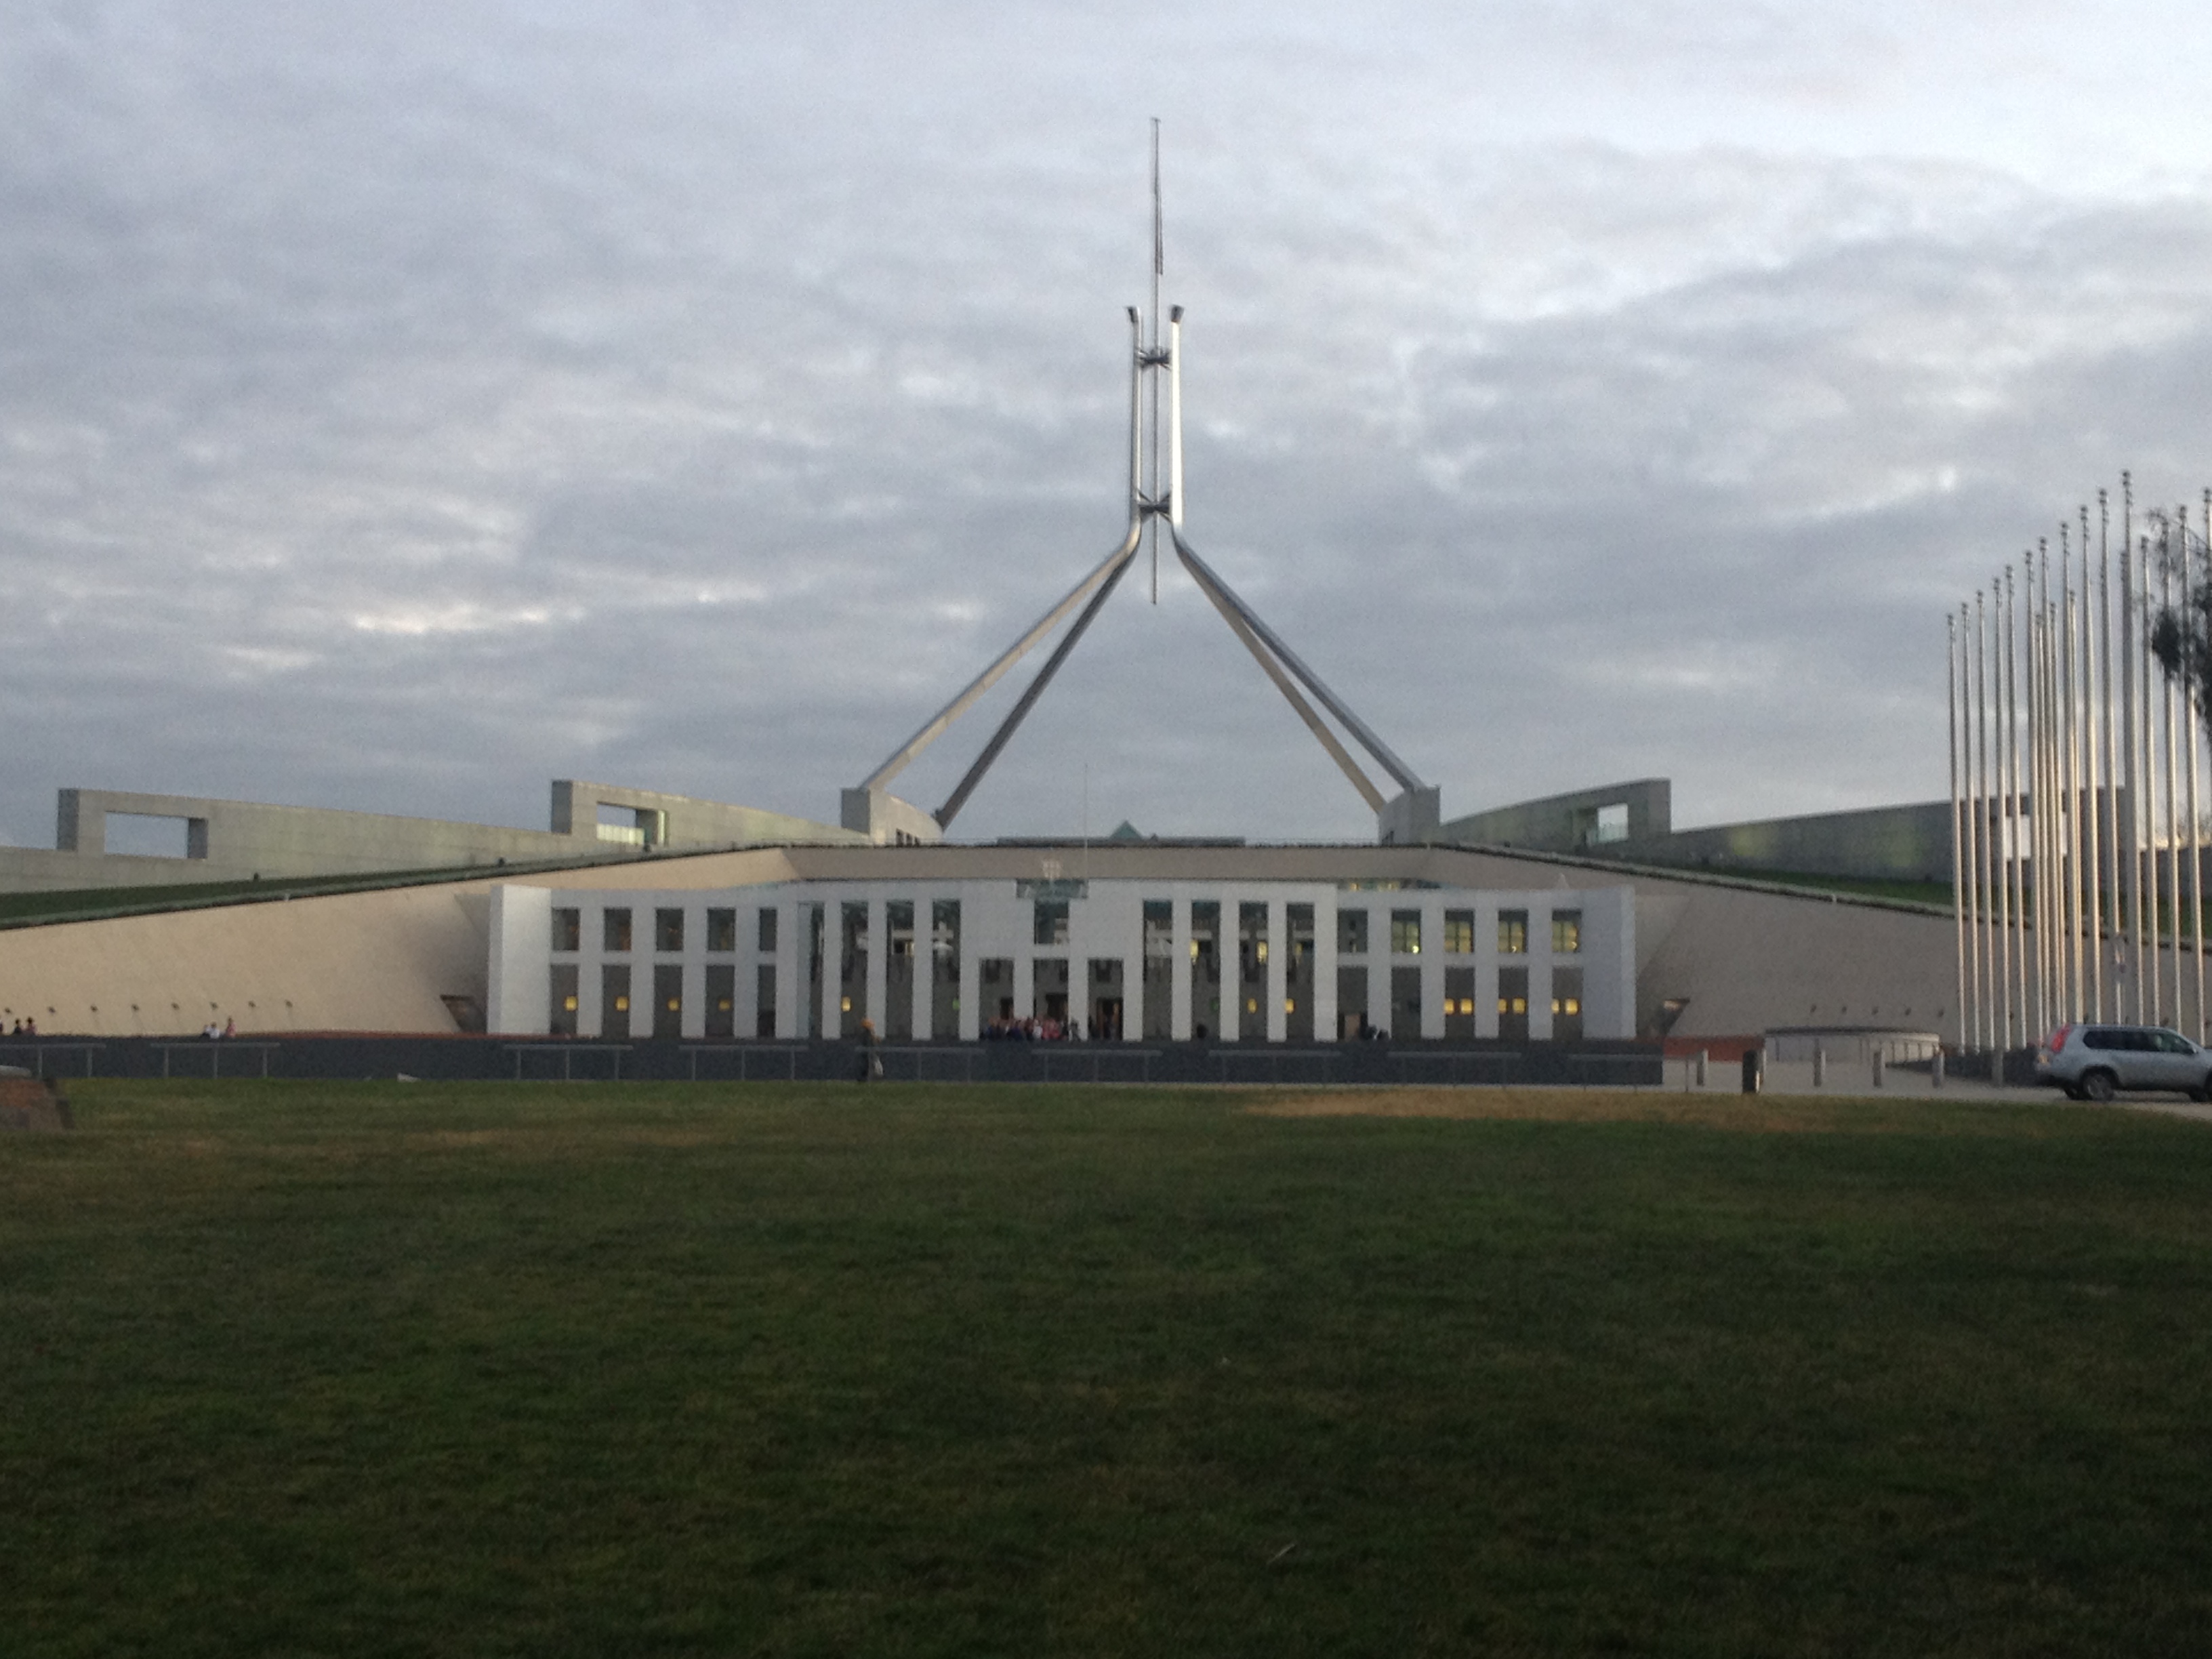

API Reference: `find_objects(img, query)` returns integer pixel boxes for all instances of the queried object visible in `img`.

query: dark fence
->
[0,1035,1663,1088]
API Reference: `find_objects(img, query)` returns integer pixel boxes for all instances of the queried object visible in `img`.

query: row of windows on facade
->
[550,960,1584,1037]
[552,902,1584,958]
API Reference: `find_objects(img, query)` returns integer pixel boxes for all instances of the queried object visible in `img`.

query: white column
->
[1171,896,1193,1040]
[820,898,842,1040]
[682,950,705,1041]
[1313,893,1338,1042]
[958,891,981,1040]
[1421,897,1446,1040]
[865,897,887,1032]
[783,898,809,1040]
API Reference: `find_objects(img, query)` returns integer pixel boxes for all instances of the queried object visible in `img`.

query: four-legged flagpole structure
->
[841,125,1441,847]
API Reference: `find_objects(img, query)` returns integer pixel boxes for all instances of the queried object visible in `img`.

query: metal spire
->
[843,128,1432,843]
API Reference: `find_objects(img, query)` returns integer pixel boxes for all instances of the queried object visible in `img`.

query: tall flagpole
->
[2166,515,2186,1025]
[2100,491,2119,1020]
[2187,498,2207,1040]
[1950,611,1966,1047]
[2006,565,2027,1045]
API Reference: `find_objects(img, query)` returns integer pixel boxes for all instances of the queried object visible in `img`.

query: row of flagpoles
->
[1948,477,2211,1052]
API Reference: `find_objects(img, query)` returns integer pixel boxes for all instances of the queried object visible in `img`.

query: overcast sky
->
[8,1,2212,851]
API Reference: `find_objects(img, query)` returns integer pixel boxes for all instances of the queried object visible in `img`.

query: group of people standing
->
[6,1017,37,1036]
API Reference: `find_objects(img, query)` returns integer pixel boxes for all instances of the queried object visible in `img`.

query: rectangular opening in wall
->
[806,904,824,1040]
[1497,965,1530,1042]
[1551,966,1584,1042]
[706,908,736,952]
[1391,910,1422,956]
[1088,958,1123,1042]
[1443,909,1474,955]
[1033,899,1070,947]
[885,900,915,1040]
[655,908,684,953]
[1338,908,1368,956]
[840,901,868,1038]
[705,964,735,1038]
[758,907,779,952]
[1551,909,1582,954]
[595,803,664,846]
[1142,900,1173,1040]
[552,907,580,953]
[1444,966,1476,1040]
[600,963,632,1040]
[1391,965,1420,1038]
[756,963,777,1039]
[980,957,1014,1025]
[932,900,962,1040]
[1032,957,1069,1030]
[653,964,682,1040]
[1285,903,1314,1042]
[1337,964,1368,1040]
[602,909,632,954]
[103,813,196,859]
[1238,902,1268,1040]
[549,964,579,1036]
[1498,909,1528,955]
[1595,802,1629,843]
[1189,901,1220,1040]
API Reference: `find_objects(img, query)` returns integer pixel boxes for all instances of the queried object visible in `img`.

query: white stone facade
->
[487,878,1635,1044]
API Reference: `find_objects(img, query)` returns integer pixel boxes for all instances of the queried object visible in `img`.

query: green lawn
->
[5,1083,2212,1657]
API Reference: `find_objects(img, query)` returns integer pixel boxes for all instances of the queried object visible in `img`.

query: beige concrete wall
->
[0,835,2072,1044]
[0,848,799,1036]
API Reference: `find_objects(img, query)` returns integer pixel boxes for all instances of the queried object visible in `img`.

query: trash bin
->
[1741,1046,1763,1094]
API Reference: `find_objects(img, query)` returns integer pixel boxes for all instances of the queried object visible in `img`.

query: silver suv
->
[2036,1024,2212,1102]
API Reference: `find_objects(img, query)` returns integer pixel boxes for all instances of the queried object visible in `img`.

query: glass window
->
[552,907,580,953]
[1034,899,1070,947]
[758,907,779,952]
[602,908,632,953]
[1390,910,1421,956]
[1551,910,1582,954]
[549,964,578,1035]
[706,909,737,952]
[655,908,684,952]
[1498,910,1528,954]
[1442,910,1474,955]
[1338,909,1368,955]
[1143,900,1174,957]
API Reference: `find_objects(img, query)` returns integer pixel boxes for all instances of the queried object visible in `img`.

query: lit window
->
[1246,998,1259,1013]
[1551,911,1582,954]
[613,995,630,1012]
[1391,911,1421,955]
[840,996,853,1012]
[1255,939,1269,963]
[562,995,578,1012]
[1497,911,1528,954]
[1443,911,1474,954]
[1498,996,1528,1015]
[665,998,680,1012]
[1551,996,1582,1016]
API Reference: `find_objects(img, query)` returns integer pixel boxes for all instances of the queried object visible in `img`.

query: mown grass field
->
[5,1082,2212,1657]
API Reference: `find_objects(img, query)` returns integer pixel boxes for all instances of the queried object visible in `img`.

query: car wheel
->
[2194,1075,2212,1104]
[2082,1069,2117,1104]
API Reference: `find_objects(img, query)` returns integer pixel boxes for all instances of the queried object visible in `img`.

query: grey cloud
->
[6,5,2212,849]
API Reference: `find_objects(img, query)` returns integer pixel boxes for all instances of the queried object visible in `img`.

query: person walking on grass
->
[855,1018,880,1083]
